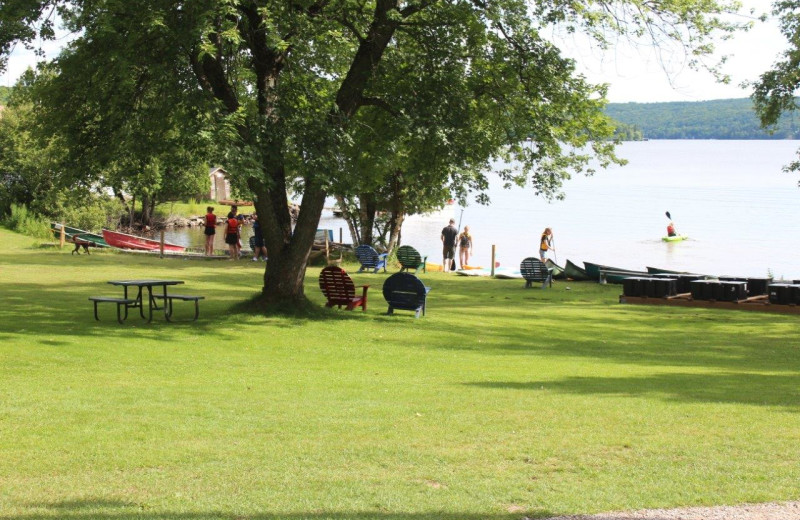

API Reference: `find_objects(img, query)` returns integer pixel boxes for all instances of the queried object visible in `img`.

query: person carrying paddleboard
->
[539,227,555,262]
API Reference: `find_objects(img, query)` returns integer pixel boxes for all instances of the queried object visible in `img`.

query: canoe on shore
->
[599,269,651,284]
[564,259,591,281]
[545,259,566,280]
[583,261,638,282]
[102,229,186,252]
[647,266,688,275]
[51,223,109,248]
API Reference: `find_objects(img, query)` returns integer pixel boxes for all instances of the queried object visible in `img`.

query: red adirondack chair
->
[318,266,370,311]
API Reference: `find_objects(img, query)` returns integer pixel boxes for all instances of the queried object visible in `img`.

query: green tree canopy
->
[753,1,800,173]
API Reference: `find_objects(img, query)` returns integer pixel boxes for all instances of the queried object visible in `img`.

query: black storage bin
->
[691,280,724,300]
[652,278,677,298]
[791,285,800,305]
[622,277,645,297]
[720,281,747,301]
[746,277,772,296]
[769,284,793,305]
[675,274,706,294]
[690,280,706,300]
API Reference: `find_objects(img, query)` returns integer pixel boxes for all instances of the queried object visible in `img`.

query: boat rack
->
[619,293,800,315]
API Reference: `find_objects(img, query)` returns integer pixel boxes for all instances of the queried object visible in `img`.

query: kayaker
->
[539,228,555,262]
[204,206,217,256]
[667,222,677,237]
[458,226,473,269]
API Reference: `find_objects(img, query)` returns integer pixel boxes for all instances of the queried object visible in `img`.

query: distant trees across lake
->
[606,98,799,140]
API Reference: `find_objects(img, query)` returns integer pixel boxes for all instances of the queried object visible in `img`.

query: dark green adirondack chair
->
[396,245,427,273]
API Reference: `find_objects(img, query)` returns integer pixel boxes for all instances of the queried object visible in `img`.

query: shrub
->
[3,204,51,239]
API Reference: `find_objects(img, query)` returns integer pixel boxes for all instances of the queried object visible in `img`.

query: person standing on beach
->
[225,206,241,260]
[441,218,459,272]
[251,213,267,261]
[539,227,555,262]
[458,225,473,269]
[204,206,217,256]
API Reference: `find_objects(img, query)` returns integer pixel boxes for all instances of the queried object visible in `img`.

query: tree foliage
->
[752,1,800,174]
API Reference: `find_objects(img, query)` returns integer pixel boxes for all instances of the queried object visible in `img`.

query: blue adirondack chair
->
[382,272,431,318]
[520,257,553,289]
[396,245,427,273]
[355,245,388,273]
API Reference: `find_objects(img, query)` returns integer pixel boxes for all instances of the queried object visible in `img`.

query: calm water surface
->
[170,140,800,279]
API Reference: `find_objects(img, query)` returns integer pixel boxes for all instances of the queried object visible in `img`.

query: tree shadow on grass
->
[3,497,556,520]
[466,371,800,411]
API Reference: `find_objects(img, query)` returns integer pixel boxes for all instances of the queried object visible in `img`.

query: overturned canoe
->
[51,223,109,248]
[564,259,591,281]
[102,229,185,252]
[545,259,566,280]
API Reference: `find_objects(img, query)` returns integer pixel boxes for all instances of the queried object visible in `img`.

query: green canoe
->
[51,223,110,247]
[545,259,566,280]
[564,259,591,281]
[662,234,689,242]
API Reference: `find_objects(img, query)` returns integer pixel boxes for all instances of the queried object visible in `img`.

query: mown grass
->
[158,200,256,218]
[1,226,799,520]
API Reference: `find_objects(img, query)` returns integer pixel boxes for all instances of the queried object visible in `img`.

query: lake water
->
[168,140,800,279]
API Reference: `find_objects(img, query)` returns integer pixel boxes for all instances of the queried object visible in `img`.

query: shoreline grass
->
[1,226,799,520]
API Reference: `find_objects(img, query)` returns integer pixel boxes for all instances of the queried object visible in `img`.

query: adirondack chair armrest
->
[424,286,431,294]
[360,284,370,298]
[378,253,388,260]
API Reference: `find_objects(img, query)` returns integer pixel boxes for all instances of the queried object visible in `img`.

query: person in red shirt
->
[224,206,240,259]
[667,222,677,237]
[204,206,217,256]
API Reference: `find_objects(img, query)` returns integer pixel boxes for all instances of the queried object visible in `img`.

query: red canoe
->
[102,229,186,252]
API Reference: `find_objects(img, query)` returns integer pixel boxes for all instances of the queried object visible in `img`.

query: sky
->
[0,1,789,104]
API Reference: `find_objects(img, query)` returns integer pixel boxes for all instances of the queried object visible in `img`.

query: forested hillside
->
[0,86,9,105]
[606,98,799,140]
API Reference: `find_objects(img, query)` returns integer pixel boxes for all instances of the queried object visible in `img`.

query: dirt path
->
[542,501,800,520]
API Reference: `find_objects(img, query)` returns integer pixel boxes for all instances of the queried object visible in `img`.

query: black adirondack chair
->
[382,272,431,318]
[520,257,553,289]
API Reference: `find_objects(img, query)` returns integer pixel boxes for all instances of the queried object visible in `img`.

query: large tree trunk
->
[141,194,154,227]
[386,209,405,255]
[358,193,377,246]
[385,169,406,255]
[250,174,327,303]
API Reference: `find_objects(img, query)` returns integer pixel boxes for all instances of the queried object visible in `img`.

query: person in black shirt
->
[441,218,459,272]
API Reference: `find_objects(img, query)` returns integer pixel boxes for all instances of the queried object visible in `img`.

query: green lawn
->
[1,226,799,520]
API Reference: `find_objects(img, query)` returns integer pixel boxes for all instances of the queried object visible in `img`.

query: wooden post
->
[491,244,496,277]
[339,227,343,260]
[339,227,343,244]
[59,221,65,249]
[325,233,330,262]
[159,229,165,258]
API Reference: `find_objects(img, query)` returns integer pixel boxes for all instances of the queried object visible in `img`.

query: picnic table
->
[108,280,184,322]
